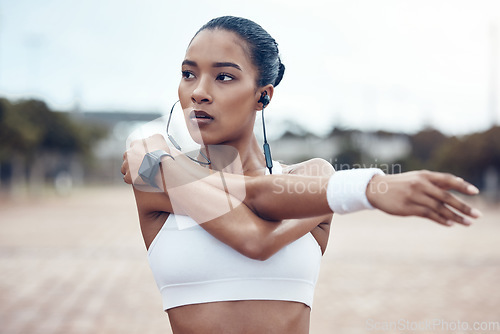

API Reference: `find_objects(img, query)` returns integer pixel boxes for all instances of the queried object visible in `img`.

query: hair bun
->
[274,61,285,87]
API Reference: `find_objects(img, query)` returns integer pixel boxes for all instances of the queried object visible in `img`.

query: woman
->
[121,16,480,334]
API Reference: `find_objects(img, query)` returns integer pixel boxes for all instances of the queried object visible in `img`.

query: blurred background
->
[0,0,499,333]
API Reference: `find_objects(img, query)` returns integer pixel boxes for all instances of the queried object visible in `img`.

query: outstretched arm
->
[123,135,481,226]
[247,167,482,226]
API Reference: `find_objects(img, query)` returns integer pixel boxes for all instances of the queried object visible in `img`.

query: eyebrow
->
[213,62,242,71]
[182,59,242,71]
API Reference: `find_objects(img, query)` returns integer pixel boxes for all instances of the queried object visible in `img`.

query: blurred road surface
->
[0,187,499,334]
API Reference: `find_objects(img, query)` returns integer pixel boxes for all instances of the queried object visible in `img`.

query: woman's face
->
[178,29,262,146]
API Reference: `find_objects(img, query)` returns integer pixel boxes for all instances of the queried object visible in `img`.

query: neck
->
[201,134,267,176]
[238,135,268,176]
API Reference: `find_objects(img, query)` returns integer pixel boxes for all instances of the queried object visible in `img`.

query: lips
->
[189,109,214,125]
[191,110,214,119]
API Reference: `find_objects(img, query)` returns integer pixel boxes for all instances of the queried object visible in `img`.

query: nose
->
[191,76,212,104]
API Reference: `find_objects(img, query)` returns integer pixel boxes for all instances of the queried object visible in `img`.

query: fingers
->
[412,192,472,227]
[413,203,455,227]
[408,173,482,226]
[423,182,477,217]
[423,172,482,218]
[123,173,132,184]
[122,135,165,187]
[120,158,133,184]
[426,171,479,195]
[373,170,482,227]
[121,158,128,176]
[121,151,127,174]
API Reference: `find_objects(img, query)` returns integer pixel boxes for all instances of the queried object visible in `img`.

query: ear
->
[255,84,275,111]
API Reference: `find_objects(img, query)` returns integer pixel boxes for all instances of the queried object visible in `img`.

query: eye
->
[182,71,195,80]
[216,73,234,82]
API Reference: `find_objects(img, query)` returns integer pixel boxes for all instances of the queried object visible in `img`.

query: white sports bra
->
[147,162,322,310]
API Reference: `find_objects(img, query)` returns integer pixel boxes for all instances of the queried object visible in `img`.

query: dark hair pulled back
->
[193,16,285,88]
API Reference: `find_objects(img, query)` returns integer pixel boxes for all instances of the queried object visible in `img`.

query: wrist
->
[139,150,174,188]
[326,168,385,214]
[365,174,385,209]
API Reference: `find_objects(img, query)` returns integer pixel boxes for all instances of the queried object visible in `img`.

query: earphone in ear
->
[258,91,273,174]
[258,92,270,108]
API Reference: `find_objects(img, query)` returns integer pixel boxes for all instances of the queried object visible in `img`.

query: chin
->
[187,131,216,147]
[188,133,204,146]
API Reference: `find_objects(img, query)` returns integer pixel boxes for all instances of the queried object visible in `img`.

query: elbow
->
[244,177,260,214]
[245,176,275,220]
[239,237,274,261]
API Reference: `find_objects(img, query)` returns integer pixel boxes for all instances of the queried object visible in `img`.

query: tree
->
[0,97,108,189]
[433,126,500,188]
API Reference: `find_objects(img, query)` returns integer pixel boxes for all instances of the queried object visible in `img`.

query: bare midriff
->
[167,300,310,334]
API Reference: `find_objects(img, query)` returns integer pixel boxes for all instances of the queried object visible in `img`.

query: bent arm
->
[134,184,331,260]
[162,155,333,259]
[127,142,333,259]
[158,151,333,221]
[124,135,481,260]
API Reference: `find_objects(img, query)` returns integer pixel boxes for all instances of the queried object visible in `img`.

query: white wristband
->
[326,168,385,214]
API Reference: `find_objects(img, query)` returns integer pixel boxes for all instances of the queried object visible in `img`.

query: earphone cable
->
[261,106,273,175]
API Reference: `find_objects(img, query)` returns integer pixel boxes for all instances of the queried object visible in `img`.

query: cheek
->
[178,82,190,105]
[223,83,257,110]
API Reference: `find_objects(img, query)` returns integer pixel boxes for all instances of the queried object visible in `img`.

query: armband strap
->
[138,150,174,188]
[326,168,385,214]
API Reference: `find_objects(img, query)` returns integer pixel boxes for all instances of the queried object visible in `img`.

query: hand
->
[121,134,170,186]
[366,170,482,227]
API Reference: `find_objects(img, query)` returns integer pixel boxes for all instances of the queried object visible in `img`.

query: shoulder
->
[280,158,335,177]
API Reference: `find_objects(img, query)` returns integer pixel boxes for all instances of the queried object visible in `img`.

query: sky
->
[1,0,499,137]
